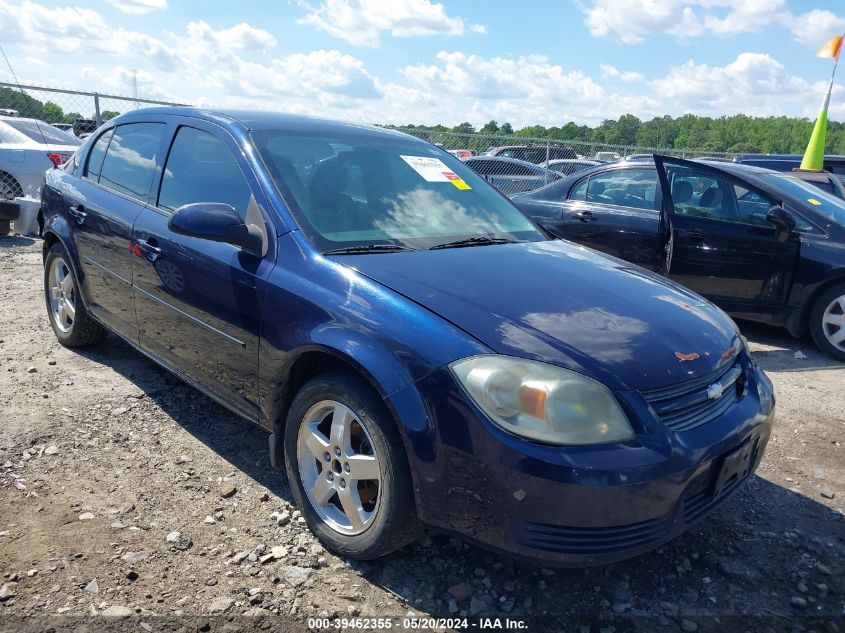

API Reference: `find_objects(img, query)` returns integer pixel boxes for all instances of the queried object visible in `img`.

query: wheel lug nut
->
[323,452,331,463]
[343,463,350,473]
[327,472,334,482]
[334,447,341,457]
[339,479,346,489]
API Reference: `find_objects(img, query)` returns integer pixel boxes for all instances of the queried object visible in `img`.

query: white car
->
[543,158,601,176]
[0,117,80,199]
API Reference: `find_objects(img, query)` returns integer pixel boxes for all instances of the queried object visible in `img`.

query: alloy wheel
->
[821,294,845,353]
[48,257,76,333]
[297,400,382,536]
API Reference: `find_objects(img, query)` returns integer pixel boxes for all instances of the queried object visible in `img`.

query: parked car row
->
[39,108,775,569]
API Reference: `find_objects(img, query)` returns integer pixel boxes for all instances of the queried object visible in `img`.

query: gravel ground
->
[0,236,843,632]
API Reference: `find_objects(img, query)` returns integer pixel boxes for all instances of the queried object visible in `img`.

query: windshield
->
[4,119,80,146]
[761,173,845,227]
[251,129,544,251]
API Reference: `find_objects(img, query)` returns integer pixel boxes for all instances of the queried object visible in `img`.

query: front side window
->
[158,126,252,218]
[98,123,164,201]
[585,169,657,210]
[669,166,773,227]
[251,129,543,251]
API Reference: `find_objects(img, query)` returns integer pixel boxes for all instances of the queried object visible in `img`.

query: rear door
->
[131,119,275,417]
[654,156,800,313]
[561,167,662,270]
[65,122,166,340]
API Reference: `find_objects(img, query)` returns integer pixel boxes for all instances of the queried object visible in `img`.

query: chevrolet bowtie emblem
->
[706,383,724,400]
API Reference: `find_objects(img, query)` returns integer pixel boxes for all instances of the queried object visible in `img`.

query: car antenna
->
[0,43,55,163]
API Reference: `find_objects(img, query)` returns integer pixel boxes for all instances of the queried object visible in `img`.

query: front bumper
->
[397,360,775,566]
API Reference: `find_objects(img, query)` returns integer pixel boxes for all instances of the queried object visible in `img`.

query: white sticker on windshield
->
[400,155,472,189]
[400,155,455,182]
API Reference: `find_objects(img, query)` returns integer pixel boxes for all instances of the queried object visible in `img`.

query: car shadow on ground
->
[75,334,295,506]
[738,320,843,373]
[0,235,37,248]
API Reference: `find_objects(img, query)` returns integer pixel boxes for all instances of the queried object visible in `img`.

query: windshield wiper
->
[322,244,418,255]
[429,236,515,250]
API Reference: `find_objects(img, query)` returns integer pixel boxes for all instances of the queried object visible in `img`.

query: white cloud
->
[578,0,705,44]
[106,0,167,14]
[186,20,277,51]
[578,0,844,49]
[399,51,660,125]
[651,53,812,116]
[297,0,485,47]
[600,64,643,82]
[786,9,845,49]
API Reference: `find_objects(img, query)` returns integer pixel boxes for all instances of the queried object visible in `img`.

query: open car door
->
[653,155,800,316]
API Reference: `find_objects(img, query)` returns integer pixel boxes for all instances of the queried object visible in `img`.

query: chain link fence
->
[0,82,735,199]
[0,82,185,136]
[396,128,734,196]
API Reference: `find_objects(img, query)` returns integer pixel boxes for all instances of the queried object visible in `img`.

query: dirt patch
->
[1,237,843,631]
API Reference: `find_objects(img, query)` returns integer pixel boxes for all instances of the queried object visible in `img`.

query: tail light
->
[46,153,70,167]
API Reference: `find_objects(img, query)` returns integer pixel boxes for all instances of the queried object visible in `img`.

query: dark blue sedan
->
[41,109,774,566]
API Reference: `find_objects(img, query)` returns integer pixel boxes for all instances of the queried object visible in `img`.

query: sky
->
[1,0,845,128]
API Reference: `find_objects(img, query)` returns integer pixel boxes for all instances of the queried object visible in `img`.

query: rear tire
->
[284,371,419,560]
[809,283,845,361]
[44,243,106,348]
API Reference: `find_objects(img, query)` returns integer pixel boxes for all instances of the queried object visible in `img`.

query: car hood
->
[334,240,741,391]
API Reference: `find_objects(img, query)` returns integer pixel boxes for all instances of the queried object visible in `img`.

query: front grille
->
[518,516,669,554]
[641,360,743,433]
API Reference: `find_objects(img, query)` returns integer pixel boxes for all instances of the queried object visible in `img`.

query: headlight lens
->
[450,356,634,445]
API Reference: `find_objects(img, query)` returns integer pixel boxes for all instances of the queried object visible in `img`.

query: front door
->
[131,122,275,417]
[67,122,166,340]
[654,156,800,314]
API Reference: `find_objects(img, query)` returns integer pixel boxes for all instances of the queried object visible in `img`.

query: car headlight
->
[450,356,634,445]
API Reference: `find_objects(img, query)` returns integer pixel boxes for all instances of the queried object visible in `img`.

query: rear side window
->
[85,129,114,182]
[158,126,252,218]
[97,123,164,201]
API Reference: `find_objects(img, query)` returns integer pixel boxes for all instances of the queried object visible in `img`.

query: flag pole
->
[801,33,844,171]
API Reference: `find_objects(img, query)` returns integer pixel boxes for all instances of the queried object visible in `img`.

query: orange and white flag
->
[817,35,844,60]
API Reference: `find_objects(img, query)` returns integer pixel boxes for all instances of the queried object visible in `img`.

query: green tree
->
[452,121,475,134]
[42,101,64,123]
[499,122,513,135]
[0,87,44,119]
[101,110,121,121]
[479,120,499,135]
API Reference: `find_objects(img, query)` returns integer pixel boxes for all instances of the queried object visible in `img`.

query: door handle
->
[135,237,162,262]
[68,205,87,224]
[689,228,708,241]
[575,210,595,222]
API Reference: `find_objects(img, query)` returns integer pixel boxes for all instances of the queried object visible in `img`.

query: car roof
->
[115,107,425,142]
[466,155,541,166]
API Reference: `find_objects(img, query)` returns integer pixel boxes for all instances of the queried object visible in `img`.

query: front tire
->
[44,243,106,348]
[284,371,419,559]
[809,283,845,361]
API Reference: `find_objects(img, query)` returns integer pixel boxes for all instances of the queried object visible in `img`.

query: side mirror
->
[168,202,265,257]
[766,206,796,234]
